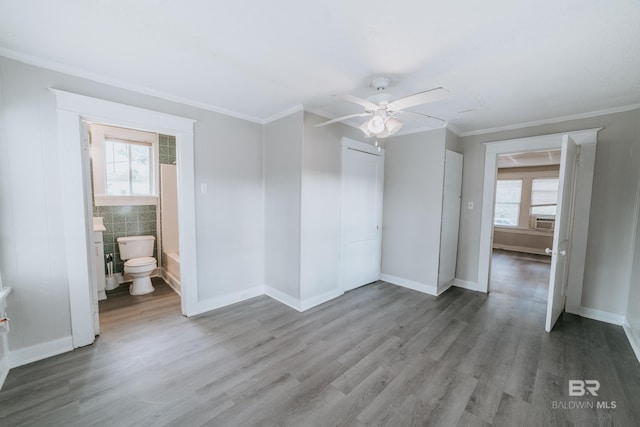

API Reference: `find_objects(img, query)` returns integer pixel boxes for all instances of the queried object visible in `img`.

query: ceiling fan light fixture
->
[367,115,385,134]
[359,121,372,137]
[385,118,403,136]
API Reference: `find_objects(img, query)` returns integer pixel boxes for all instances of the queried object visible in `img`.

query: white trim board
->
[264,287,302,312]
[191,286,265,317]
[300,289,344,311]
[459,104,640,137]
[0,362,8,391]
[453,279,479,292]
[52,89,199,349]
[623,320,640,365]
[380,274,437,296]
[8,336,73,369]
[578,306,626,326]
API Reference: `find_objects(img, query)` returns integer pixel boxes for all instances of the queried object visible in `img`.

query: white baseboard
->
[437,279,455,296]
[0,361,8,391]
[8,336,73,369]
[161,269,182,296]
[190,286,264,317]
[453,279,480,292]
[578,306,626,326]
[300,289,343,311]
[265,286,302,312]
[380,274,437,296]
[623,319,640,364]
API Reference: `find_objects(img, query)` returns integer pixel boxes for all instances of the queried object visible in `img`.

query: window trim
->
[90,123,159,206]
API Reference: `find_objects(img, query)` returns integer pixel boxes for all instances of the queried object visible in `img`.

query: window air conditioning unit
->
[531,216,555,231]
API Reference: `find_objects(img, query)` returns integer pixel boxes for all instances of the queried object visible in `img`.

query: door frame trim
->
[51,89,198,348]
[477,128,600,315]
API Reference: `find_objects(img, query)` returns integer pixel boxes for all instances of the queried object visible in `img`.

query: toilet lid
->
[124,257,156,267]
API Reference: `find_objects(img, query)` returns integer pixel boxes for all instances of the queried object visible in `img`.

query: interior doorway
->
[52,89,198,349]
[477,129,600,331]
[84,121,183,334]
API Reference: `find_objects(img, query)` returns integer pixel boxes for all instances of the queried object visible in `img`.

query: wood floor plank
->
[2,254,639,426]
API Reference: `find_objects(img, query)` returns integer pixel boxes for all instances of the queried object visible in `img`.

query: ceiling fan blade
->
[340,94,379,111]
[387,87,449,111]
[315,112,371,127]
[401,110,447,127]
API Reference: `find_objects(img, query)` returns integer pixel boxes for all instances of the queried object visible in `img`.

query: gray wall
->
[457,108,640,316]
[264,111,303,300]
[300,112,363,301]
[627,202,640,343]
[0,56,264,353]
[381,129,447,287]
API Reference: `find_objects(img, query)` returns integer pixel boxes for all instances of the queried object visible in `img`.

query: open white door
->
[81,121,100,335]
[341,139,384,292]
[545,135,578,332]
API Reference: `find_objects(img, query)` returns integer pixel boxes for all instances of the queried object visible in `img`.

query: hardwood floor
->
[2,261,639,426]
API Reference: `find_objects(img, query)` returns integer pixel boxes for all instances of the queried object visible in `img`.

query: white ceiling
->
[1,0,639,135]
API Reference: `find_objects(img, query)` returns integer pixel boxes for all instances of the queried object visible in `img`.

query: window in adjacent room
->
[90,123,158,206]
[494,179,522,227]
[530,178,559,217]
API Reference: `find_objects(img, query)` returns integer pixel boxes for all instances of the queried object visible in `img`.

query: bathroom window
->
[90,123,159,206]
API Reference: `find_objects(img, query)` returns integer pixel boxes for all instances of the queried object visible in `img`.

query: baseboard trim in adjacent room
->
[453,279,480,292]
[190,286,264,317]
[300,289,343,311]
[265,286,302,312]
[8,336,73,369]
[623,320,640,364]
[578,306,626,326]
[380,274,437,296]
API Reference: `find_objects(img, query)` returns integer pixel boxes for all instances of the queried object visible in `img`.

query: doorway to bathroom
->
[52,89,198,349]
[86,122,183,333]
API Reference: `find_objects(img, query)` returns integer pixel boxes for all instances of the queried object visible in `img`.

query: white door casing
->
[438,150,463,288]
[545,135,578,332]
[52,89,197,348]
[340,138,384,292]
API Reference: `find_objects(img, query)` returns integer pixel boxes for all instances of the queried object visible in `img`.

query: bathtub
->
[162,250,181,294]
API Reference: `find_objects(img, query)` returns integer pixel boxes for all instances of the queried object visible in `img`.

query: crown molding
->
[459,103,640,137]
[0,48,265,124]
[261,104,304,124]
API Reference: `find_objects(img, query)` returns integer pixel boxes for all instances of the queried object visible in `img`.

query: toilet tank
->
[117,235,155,260]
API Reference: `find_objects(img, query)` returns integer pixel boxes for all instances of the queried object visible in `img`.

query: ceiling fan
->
[316,76,449,138]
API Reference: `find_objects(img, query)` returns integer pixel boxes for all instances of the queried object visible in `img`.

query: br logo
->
[569,380,600,396]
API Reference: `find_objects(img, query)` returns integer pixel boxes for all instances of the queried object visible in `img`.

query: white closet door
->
[438,150,463,288]
[341,141,384,292]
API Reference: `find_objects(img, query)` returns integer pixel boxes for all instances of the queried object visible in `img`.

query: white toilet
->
[117,235,157,295]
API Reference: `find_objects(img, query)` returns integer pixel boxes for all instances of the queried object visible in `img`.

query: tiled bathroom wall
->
[159,134,176,164]
[94,205,158,274]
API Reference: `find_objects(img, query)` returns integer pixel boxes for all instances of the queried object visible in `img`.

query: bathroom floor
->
[99,277,181,332]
